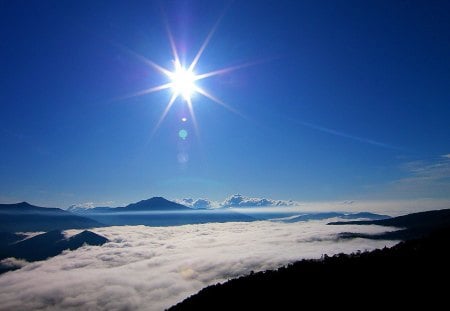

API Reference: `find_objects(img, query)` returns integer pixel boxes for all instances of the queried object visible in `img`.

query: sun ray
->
[163,15,181,67]
[118,82,173,101]
[194,59,269,81]
[119,44,172,77]
[186,97,200,138]
[141,58,173,77]
[150,93,178,138]
[159,3,182,67]
[194,86,244,117]
[188,4,229,72]
[188,20,220,72]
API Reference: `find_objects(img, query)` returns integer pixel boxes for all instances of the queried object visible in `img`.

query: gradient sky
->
[1,0,450,207]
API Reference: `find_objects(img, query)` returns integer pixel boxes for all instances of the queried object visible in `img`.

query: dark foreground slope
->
[170,227,450,310]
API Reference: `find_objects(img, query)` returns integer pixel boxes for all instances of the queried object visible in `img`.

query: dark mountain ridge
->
[0,232,27,247]
[329,208,450,240]
[71,197,191,214]
[0,202,103,232]
[0,230,109,273]
[329,208,450,227]
[120,197,190,211]
[279,211,389,223]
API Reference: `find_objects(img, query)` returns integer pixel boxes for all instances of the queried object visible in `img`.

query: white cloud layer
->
[0,221,397,311]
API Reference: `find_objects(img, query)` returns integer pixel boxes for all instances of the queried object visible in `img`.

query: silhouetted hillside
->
[0,230,108,271]
[169,226,450,310]
[0,202,103,232]
[329,208,450,240]
[0,232,26,248]
[329,208,450,228]
[279,211,389,223]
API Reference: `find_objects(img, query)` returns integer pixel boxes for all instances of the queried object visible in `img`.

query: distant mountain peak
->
[66,230,109,248]
[123,197,189,211]
[0,202,33,208]
[140,196,170,203]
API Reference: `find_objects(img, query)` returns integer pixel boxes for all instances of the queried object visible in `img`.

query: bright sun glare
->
[170,62,197,101]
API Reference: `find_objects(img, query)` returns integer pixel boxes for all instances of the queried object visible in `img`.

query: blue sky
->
[1,1,450,208]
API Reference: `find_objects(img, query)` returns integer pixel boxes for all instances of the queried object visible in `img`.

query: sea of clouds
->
[0,220,398,311]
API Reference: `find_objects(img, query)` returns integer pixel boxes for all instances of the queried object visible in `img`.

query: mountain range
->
[68,197,257,226]
[68,196,190,214]
[1,197,391,232]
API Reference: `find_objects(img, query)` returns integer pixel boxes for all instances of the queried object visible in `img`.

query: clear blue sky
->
[1,0,449,207]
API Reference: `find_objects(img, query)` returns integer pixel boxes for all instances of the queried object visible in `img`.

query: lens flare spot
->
[181,117,187,122]
[177,152,189,164]
[178,129,188,140]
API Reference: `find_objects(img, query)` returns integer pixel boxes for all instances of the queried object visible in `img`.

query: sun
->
[169,61,197,101]
[122,12,255,136]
